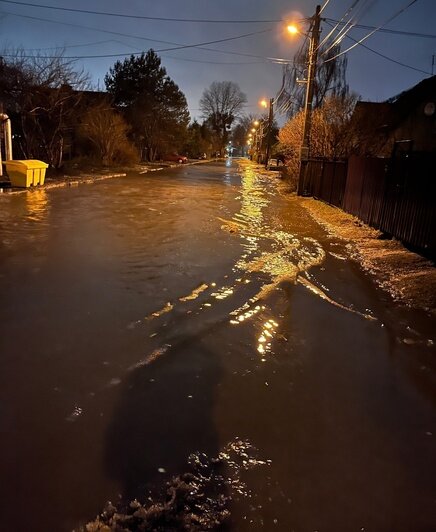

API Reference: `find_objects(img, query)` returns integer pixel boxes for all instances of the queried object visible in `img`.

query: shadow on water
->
[104,336,222,500]
[97,314,242,531]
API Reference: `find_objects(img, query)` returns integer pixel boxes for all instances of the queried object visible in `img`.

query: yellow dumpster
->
[4,160,49,188]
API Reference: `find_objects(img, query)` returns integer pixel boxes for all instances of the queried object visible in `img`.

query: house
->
[350,75,436,156]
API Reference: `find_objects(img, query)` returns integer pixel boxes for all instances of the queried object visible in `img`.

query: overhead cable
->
[324,20,431,75]
[323,0,421,63]
[0,0,289,24]
[325,18,436,39]
[317,0,363,51]
[0,17,274,59]
[0,9,292,63]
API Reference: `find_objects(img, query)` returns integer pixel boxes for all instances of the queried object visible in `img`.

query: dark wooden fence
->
[305,154,436,255]
[307,159,347,208]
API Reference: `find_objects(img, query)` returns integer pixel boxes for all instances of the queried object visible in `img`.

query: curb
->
[0,158,221,196]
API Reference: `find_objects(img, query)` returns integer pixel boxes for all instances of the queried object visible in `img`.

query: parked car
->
[165,153,187,164]
[267,158,284,170]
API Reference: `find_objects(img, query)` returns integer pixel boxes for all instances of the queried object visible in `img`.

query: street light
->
[286,24,299,35]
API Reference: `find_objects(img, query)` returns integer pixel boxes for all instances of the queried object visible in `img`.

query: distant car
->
[198,153,207,160]
[267,158,284,170]
[165,153,187,164]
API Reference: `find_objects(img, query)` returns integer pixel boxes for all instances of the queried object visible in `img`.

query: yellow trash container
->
[4,160,49,188]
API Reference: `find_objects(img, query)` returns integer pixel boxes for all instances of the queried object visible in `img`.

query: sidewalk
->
[241,158,436,314]
[301,196,436,314]
[0,158,213,195]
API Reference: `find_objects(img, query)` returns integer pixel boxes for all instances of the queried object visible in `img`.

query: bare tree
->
[78,103,138,165]
[277,43,349,117]
[199,81,247,151]
[0,47,89,167]
[278,94,358,180]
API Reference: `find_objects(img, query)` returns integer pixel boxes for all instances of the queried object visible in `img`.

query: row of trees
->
[0,39,355,172]
[0,48,250,168]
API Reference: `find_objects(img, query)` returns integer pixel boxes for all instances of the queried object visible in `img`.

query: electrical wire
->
[0,0,286,24]
[324,20,431,75]
[323,0,421,64]
[161,55,265,66]
[317,0,363,51]
[32,37,267,65]
[0,9,292,64]
[0,19,274,59]
[320,0,377,56]
[325,18,436,39]
[18,39,118,52]
[319,0,332,15]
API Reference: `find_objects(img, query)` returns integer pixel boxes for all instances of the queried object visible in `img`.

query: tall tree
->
[199,81,247,151]
[276,43,348,116]
[105,50,190,161]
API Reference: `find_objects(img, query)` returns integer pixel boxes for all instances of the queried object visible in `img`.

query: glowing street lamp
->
[286,23,299,36]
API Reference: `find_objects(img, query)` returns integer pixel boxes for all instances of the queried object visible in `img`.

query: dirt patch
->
[301,198,436,314]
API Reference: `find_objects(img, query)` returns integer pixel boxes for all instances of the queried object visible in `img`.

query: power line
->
[319,0,332,14]
[20,39,118,52]
[0,0,285,23]
[321,0,372,56]
[0,9,292,64]
[0,18,274,59]
[325,18,436,39]
[323,0,421,63]
[161,55,265,66]
[324,20,431,75]
[41,38,269,65]
[317,0,363,52]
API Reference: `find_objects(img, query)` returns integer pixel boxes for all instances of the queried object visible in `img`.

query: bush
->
[113,140,140,165]
[78,104,138,166]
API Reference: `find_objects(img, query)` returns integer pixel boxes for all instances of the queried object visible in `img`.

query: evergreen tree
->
[105,50,190,161]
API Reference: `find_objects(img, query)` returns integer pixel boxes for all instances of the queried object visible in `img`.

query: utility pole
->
[264,97,274,168]
[297,4,322,195]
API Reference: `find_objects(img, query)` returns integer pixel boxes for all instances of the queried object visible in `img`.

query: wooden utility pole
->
[297,4,322,195]
[264,97,274,168]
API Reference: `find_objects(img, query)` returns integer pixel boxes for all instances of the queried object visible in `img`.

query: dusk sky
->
[0,0,435,121]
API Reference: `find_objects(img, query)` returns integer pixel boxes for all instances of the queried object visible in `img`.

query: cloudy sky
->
[0,0,434,121]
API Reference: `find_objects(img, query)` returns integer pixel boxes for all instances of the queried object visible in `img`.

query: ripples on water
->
[1,163,396,531]
[131,163,377,371]
[80,439,270,532]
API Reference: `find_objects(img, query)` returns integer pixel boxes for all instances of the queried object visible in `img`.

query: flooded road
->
[1,160,436,531]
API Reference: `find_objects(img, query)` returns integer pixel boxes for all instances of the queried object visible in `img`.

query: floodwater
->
[0,160,436,531]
